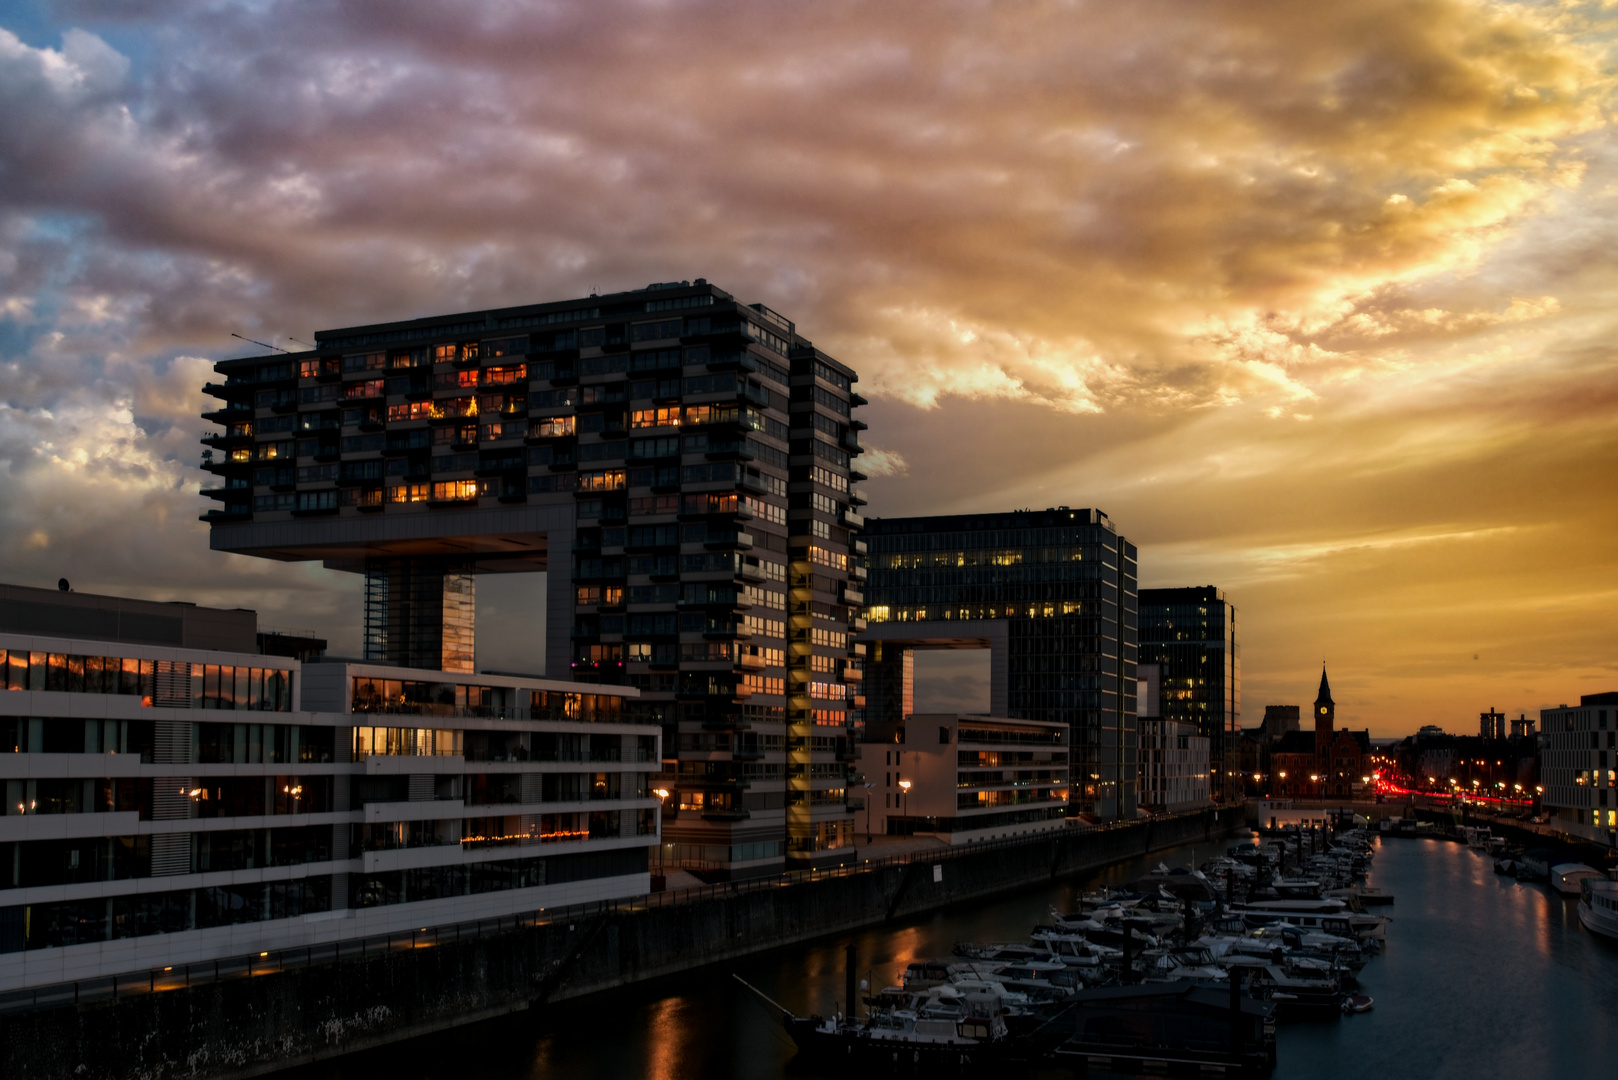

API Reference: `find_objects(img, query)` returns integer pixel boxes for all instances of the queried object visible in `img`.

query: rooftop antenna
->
[231,332,289,353]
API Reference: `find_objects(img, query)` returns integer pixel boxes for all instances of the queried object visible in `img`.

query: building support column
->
[363,558,476,672]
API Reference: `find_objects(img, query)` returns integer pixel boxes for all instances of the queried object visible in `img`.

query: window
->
[342,353,385,373]
[388,483,430,503]
[481,364,526,386]
[631,407,682,429]
[294,490,337,511]
[630,436,680,459]
[388,348,430,369]
[530,415,575,438]
[483,336,528,358]
[814,360,850,391]
[630,495,680,515]
[630,319,683,341]
[430,480,478,502]
[577,469,627,492]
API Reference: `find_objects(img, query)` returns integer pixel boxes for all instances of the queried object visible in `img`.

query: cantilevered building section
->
[1137,586,1240,802]
[200,280,866,878]
[861,509,1138,820]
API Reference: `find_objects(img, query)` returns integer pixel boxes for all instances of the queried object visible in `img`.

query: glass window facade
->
[1137,587,1240,801]
[864,509,1138,819]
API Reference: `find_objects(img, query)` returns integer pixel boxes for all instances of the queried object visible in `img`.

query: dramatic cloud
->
[1,1,1615,729]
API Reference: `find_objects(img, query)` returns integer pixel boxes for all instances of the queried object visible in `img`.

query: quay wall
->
[1,806,1241,1080]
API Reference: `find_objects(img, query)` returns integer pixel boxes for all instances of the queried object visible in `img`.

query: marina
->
[277,825,1618,1079]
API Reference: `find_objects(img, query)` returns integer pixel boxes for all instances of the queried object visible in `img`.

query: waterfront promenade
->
[0,805,1240,1080]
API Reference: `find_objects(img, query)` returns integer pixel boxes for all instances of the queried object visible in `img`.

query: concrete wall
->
[0,806,1241,1080]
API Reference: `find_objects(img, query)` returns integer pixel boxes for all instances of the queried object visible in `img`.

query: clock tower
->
[1313,667,1335,758]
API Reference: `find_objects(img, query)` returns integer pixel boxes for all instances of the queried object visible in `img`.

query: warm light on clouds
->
[0,0,1615,731]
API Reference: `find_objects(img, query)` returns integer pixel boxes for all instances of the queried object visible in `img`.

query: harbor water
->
[282,834,1618,1079]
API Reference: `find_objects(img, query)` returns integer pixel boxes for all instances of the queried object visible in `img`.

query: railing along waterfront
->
[0,805,1229,1016]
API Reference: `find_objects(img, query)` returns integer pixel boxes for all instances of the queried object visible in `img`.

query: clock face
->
[1319,706,1327,715]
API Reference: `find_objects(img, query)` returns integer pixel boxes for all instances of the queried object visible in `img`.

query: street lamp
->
[898,779,912,832]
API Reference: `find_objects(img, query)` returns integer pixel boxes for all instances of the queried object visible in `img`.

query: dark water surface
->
[283,836,1618,1079]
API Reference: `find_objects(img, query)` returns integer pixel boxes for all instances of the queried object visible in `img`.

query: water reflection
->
[280,836,1618,1080]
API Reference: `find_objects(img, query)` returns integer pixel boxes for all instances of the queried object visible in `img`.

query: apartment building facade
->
[1539,693,1618,844]
[0,626,654,992]
[201,280,864,878]
[856,713,1069,844]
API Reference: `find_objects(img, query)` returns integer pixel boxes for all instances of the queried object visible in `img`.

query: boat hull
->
[786,1019,1009,1075]
[1577,900,1618,943]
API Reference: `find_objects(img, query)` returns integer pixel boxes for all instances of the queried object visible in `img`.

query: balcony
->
[840,508,865,529]
[200,429,253,450]
[700,806,751,822]
[203,381,248,402]
[738,652,767,671]
[853,538,867,556]
[701,712,751,731]
[704,440,755,462]
[732,741,765,761]
[705,530,754,550]
[736,562,766,583]
[841,585,864,606]
[198,506,250,523]
[202,404,252,424]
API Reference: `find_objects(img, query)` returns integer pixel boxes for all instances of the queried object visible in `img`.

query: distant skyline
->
[1,1,1615,736]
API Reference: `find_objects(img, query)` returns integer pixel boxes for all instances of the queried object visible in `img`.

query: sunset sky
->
[1,1,1615,736]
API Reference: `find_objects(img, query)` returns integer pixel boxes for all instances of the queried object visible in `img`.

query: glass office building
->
[1137,586,1239,801]
[862,508,1138,819]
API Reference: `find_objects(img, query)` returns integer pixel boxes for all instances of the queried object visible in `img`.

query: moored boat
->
[1550,863,1606,897]
[1577,878,1618,943]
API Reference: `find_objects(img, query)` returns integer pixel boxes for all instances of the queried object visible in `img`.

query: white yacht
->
[1578,879,1618,942]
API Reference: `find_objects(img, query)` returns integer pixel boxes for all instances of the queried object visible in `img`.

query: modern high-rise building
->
[861,508,1138,819]
[1137,587,1240,801]
[200,280,866,878]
